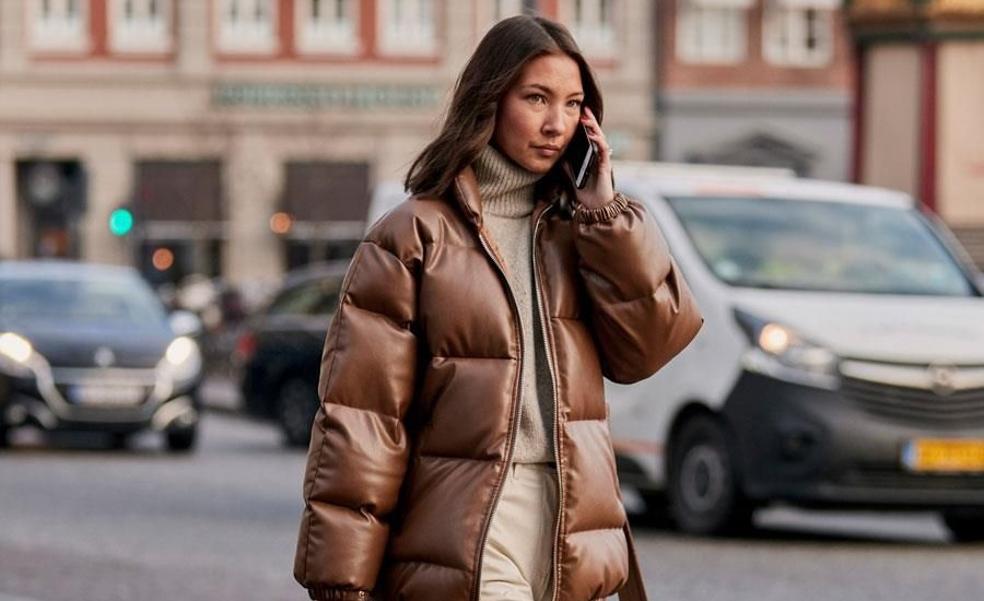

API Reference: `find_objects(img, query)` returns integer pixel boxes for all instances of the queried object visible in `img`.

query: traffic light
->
[269,211,294,235]
[108,207,134,236]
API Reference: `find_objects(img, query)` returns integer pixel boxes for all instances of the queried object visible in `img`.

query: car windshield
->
[667,196,975,296]
[267,278,340,317]
[0,273,167,324]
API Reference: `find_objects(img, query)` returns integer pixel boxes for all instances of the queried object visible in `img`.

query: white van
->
[607,162,984,542]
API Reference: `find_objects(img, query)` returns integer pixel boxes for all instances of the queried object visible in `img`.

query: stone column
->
[80,135,132,265]
[0,137,17,259]
[223,132,283,287]
[176,0,212,77]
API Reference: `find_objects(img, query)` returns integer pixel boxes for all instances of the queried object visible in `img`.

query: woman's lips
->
[533,146,561,157]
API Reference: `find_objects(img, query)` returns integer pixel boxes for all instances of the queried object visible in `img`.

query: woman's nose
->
[541,106,565,137]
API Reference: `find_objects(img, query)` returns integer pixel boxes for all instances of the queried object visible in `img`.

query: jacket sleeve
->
[294,232,420,601]
[572,192,703,384]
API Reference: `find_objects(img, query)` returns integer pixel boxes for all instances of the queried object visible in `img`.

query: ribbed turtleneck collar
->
[473,145,541,219]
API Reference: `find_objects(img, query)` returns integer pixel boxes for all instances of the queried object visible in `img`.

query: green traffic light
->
[109,208,134,236]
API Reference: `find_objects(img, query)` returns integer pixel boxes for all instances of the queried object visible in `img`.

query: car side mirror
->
[169,310,203,338]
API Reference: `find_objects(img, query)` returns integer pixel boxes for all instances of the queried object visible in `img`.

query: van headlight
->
[157,336,202,392]
[0,332,35,376]
[734,309,839,389]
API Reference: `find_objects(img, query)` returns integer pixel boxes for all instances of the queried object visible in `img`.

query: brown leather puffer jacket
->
[294,167,703,601]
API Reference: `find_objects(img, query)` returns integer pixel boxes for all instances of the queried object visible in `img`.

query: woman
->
[294,15,702,601]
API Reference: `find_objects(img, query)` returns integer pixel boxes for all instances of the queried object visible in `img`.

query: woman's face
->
[493,53,584,175]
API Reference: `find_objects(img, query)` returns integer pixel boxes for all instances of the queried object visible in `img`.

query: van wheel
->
[943,510,984,542]
[669,415,753,535]
[640,491,673,528]
[166,425,198,453]
[277,378,318,448]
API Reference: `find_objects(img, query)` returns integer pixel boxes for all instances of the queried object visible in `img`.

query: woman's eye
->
[567,99,583,109]
[527,94,547,105]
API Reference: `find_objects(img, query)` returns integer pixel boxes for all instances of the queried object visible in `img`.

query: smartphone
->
[564,123,598,189]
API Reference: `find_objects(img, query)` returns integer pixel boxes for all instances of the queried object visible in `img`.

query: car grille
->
[50,367,158,417]
[840,361,984,425]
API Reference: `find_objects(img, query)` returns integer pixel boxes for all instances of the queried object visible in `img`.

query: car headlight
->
[0,332,35,376]
[734,308,839,389]
[157,336,202,391]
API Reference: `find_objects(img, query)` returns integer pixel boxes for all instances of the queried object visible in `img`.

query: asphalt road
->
[1,411,982,601]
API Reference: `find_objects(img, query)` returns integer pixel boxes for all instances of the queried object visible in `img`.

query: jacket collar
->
[452,166,556,231]
[452,166,484,229]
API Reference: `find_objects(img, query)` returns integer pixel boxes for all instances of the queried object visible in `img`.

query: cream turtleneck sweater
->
[473,145,555,464]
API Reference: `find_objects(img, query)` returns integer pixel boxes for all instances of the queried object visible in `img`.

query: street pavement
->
[1,399,982,601]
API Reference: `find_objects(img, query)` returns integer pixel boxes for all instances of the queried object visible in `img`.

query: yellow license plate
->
[902,439,984,473]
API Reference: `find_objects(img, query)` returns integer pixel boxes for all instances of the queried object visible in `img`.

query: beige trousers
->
[479,462,558,601]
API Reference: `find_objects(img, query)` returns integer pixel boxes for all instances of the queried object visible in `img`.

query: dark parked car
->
[0,261,203,451]
[236,262,347,447]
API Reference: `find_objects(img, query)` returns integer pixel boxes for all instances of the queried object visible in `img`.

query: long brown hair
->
[404,15,604,199]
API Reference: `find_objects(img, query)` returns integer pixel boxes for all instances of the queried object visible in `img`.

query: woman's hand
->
[573,106,615,210]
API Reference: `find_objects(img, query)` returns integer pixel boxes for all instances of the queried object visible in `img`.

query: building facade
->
[656,0,854,180]
[848,0,984,268]
[0,0,655,287]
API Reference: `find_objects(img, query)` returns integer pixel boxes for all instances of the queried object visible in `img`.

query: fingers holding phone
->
[571,106,615,210]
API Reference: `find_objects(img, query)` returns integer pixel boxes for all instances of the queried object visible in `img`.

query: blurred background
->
[1,1,984,600]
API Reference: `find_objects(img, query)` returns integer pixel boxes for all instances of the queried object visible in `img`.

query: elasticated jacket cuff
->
[307,587,373,601]
[572,192,630,224]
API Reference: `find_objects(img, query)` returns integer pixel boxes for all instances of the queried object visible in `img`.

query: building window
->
[134,161,225,286]
[29,0,89,52]
[295,0,359,55]
[280,162,369,270]
[109,0,172,53]
[215,0,278,54]
[567,0,616,58]
[676,0,752,65]
[377,0,437,56]
[762,0,837,67]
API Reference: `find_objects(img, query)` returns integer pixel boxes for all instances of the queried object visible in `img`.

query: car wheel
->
[277,378,319,448]
[165,425,198,453]
[0,421,9,449]
[942,510,984,542]
[668,415,753,535]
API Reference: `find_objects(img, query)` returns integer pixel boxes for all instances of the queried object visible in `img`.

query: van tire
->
[668,415,753,535]
[943,510,984,542]
[166,425,198,453]
[640,491,673,528]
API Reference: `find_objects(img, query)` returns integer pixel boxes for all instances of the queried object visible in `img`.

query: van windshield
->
[667,196,975,296]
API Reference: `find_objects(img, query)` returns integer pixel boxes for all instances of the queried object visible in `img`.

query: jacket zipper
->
[471,229,527,601]
[531,204,565,601]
